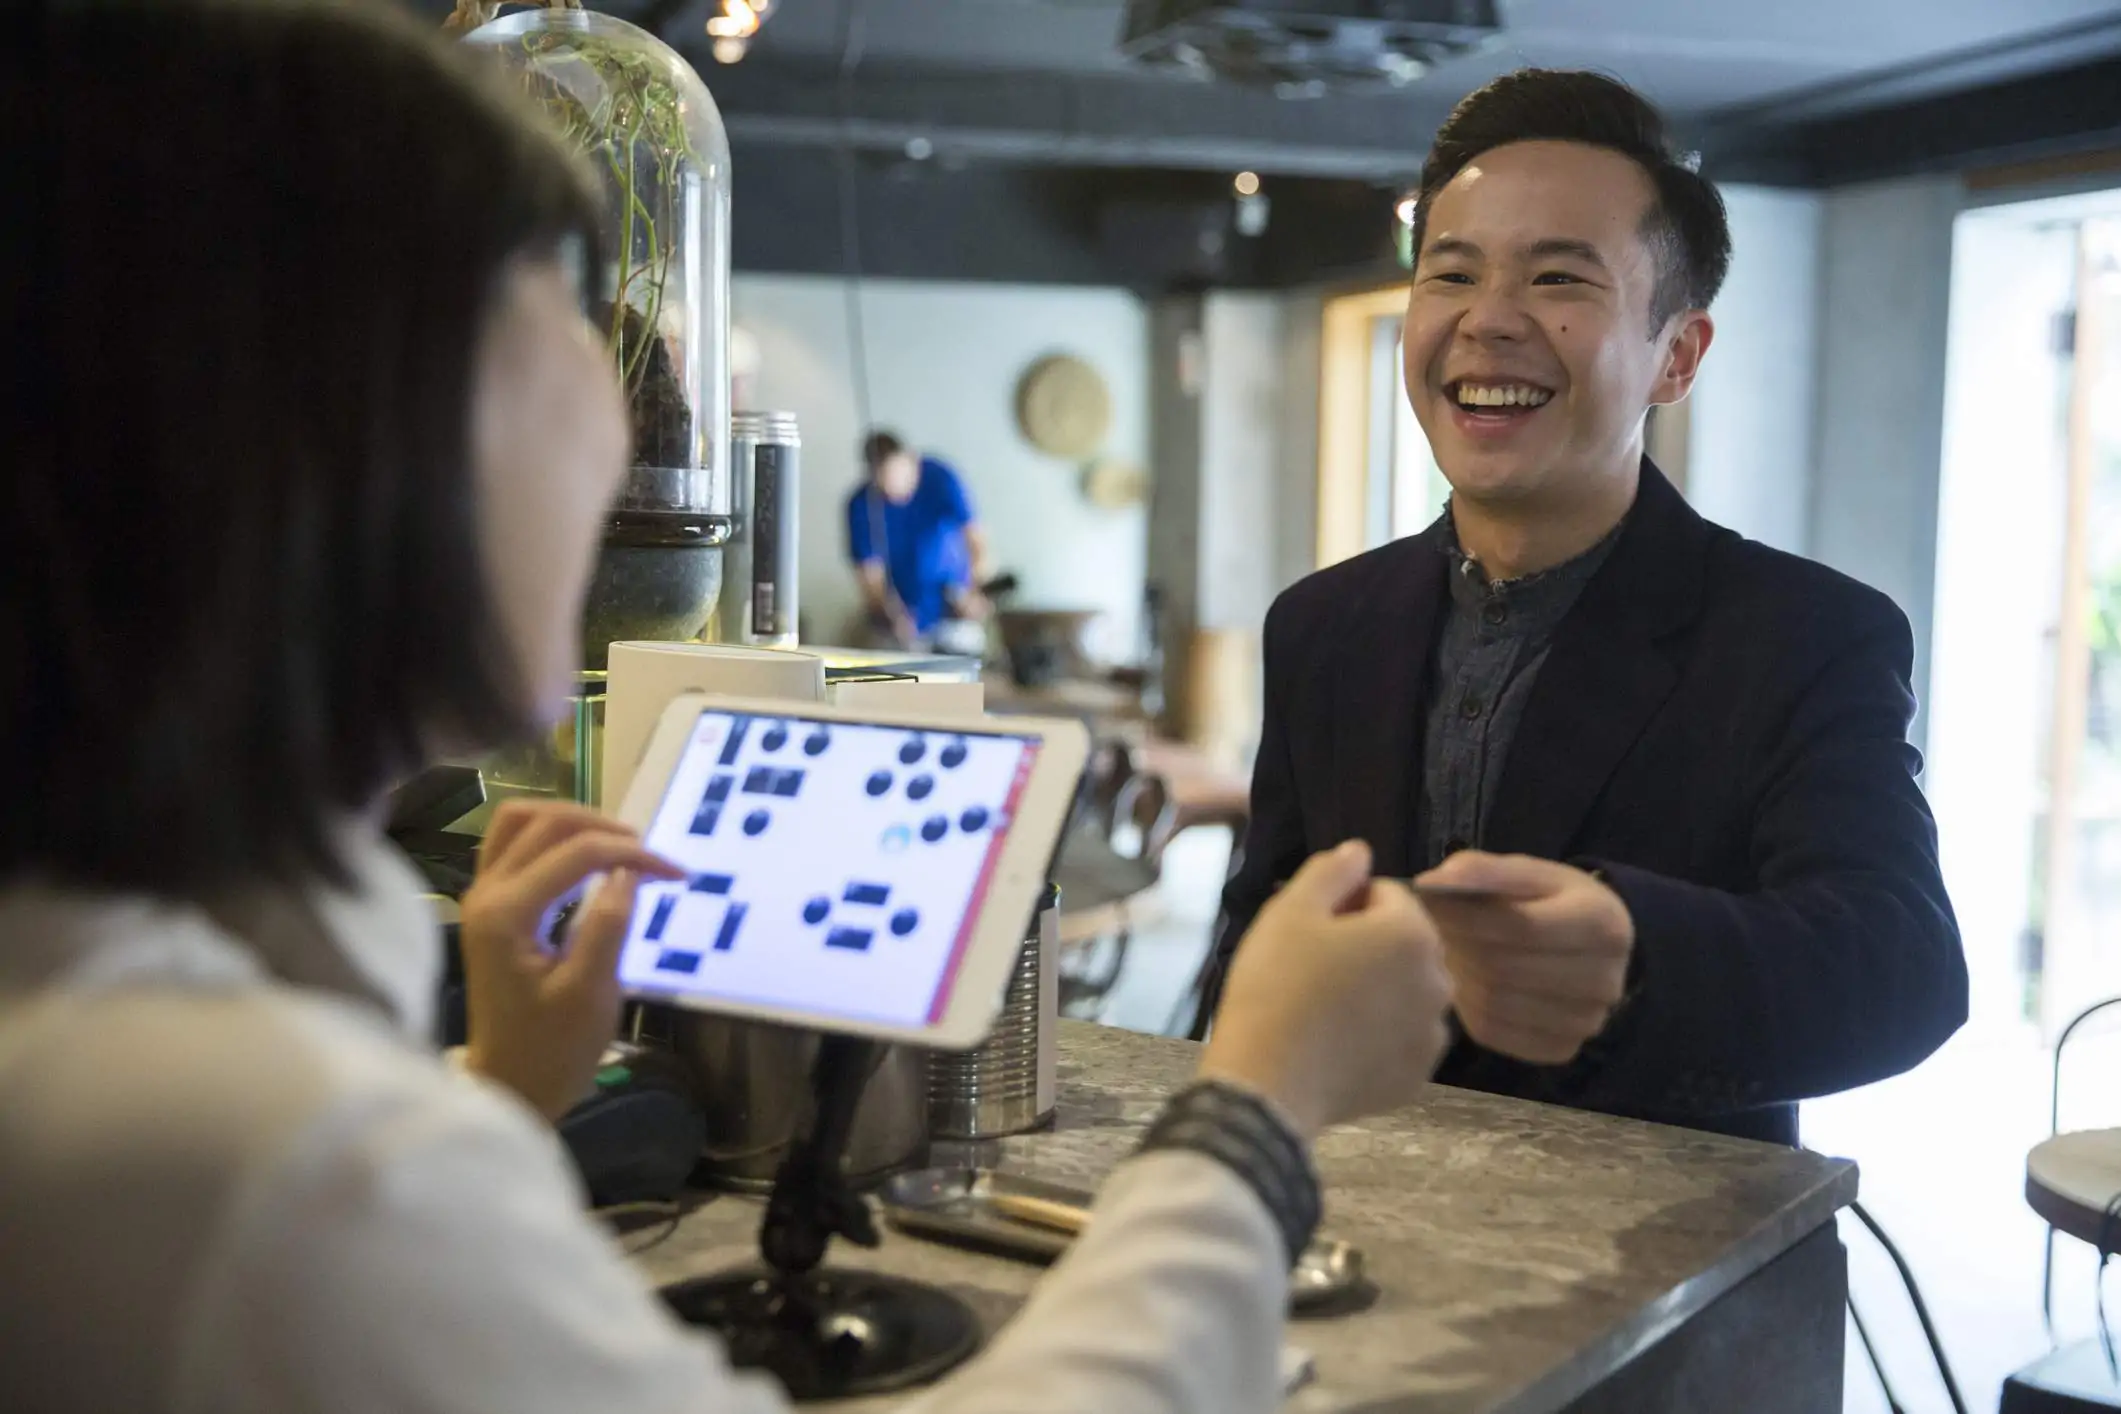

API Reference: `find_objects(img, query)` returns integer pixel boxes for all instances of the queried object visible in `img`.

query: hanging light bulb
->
[706,1,758,39]
[706,0,776,61]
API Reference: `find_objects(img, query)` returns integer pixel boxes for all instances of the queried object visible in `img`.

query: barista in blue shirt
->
[846,429,992,648]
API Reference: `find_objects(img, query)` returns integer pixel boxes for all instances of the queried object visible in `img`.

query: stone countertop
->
[627,1022,1856,1413]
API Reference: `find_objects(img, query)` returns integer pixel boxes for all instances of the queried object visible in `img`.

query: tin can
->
[726,411,801,648]
[927,883,1060,1139]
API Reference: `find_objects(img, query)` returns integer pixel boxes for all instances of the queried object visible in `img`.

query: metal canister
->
[928,884,1060,1139]
[635,1006,931,1191]
[724,411,801,648]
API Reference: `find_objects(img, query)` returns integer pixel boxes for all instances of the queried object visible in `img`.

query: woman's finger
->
[479,798,540,866]
[480,800,636,874]
[510,834,686,915]
[501,807,642,877]
[1276,841,1373,916]
[555,869,641,992]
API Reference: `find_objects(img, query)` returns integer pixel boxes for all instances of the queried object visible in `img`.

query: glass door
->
[2033,217,2121,1036]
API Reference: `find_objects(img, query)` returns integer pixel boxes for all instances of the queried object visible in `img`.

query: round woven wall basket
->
[1015,354,1112,459]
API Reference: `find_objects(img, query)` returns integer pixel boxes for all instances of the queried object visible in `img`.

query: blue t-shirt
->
[845,456,976,633]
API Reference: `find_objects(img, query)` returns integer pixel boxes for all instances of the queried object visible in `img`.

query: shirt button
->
[1459,694,1485,721]
[1482,600,1508,627]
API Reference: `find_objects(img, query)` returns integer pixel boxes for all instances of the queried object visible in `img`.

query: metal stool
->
[2006,997,2121,1413]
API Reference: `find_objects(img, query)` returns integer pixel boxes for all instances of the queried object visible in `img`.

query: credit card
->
[1267,876,1528,906]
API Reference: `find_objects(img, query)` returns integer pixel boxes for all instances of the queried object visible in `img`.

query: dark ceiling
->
[415,0,2121,288]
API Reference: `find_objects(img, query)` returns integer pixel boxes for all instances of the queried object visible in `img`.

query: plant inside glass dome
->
[448,0,699,470]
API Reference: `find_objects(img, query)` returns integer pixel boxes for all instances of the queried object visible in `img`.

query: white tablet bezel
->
[612,691,1090,1051]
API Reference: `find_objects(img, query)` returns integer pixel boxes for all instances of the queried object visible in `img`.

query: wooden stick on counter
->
[987,1191,1089,1236]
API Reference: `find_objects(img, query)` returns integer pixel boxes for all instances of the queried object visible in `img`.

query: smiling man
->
[1195,70,1967,1146]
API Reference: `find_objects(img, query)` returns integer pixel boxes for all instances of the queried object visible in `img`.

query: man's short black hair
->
[862,430,909,472]
[2,0,600,900]
[1411,69,1732,330]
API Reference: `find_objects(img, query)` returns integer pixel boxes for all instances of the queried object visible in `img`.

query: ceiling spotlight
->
[711,35,749,63]
[1233,170,1261,197]
[1394,193,1418,226]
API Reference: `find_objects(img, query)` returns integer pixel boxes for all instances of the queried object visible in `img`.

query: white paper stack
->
[601,641,826,807]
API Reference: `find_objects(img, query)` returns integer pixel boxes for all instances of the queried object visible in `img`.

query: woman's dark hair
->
[862,429,908,473]
[2,0,601,899]
[1411,69,1732,330]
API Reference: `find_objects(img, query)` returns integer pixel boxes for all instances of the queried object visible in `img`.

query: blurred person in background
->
[846,429,993,653]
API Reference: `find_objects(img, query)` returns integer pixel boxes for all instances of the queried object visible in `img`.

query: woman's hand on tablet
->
[459,800,684,1121]
[1197,841,1452,1142]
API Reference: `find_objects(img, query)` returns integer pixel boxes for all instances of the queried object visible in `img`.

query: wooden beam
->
[1966,148,2121,193]
[1315,282,1410,570]
[2039,227,2107,1038]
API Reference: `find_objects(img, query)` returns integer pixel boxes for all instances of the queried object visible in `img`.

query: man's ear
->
[1650,310,1714,406]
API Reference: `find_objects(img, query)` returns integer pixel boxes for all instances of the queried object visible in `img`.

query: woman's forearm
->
[904,1151,1288,1414]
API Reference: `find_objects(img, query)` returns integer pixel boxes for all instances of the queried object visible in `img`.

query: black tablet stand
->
[659,1036,981,1402]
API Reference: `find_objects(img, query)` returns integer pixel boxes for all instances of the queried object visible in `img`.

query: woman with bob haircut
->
[0,3,1452,1411]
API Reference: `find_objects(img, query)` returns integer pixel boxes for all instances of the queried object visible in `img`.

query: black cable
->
[1847,1199,1970,1414]
[832,0,908,639]
[832,0,872,440]
[2097,1189,2121,1377]
[596,1198,685,1255]
[1847,1294,1908,1414]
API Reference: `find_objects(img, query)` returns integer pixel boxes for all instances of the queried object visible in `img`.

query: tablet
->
[612,693,1090,1050]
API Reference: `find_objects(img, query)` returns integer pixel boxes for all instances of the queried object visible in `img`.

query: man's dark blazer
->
[1203,461,1967,1146]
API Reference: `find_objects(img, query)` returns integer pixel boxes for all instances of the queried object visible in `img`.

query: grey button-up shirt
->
[1419,512,1624,871]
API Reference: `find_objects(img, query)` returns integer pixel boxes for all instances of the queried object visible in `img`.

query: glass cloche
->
[466,9,734,666]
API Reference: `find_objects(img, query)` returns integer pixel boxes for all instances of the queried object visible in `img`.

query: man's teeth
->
[1455,383,1553,409]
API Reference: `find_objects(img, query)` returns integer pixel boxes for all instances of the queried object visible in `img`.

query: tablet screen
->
[618,706,1041,1028]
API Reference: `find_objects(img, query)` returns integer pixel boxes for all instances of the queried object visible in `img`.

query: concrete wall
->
[1147,296,1205,655]
[1273,291,1325,595]
[1686,186,1825,555]
[1682,177,1960,759]
[1197,293,1290,633]
[730,274,1151,657]
[1144,288,1325,762]
[1807,176,1963,755]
